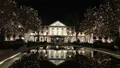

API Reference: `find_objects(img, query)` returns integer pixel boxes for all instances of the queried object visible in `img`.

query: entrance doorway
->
[51,36,64,44]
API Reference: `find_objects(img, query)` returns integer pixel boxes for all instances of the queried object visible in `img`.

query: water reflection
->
[28,45,94,65]
[29,46,93,60]
[9,45,120,68]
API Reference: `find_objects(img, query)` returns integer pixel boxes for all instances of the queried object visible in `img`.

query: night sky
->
[16,0,102,26]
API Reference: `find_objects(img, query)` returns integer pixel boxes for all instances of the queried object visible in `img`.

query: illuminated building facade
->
[25,21,93,43]
[4,20,113,43]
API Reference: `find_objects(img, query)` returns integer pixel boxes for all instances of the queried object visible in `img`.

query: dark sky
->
[16,0,102,26]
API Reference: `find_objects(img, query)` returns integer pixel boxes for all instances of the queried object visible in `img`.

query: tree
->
[0,28,5,44]
[0,0,21,40]
[82,7,98,35]
[111,0,120,37]
[75,22,80,41]
[73,12,81,41]
[19,6,41,41]
[82,0,120,38]
[0,0,41,41]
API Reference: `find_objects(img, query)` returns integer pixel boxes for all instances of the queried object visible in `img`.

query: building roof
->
[41,20,75,27]
[49,21,66,27]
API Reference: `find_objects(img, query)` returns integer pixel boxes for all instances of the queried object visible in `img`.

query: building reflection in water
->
[30,46,94,60]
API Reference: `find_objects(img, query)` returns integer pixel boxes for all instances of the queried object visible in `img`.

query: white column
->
[58,50,60,59]
[91,50,94,57]
[90,33,94,43]
[63,50,67,59]
[53,50,56,59]
[48,50,51,59]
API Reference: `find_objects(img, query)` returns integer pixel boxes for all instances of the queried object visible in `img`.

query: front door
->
[51,36,64,44]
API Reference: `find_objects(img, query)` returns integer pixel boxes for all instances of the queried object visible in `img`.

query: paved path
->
[94,48,120,59]
[0,45,40,68]
[0,45,40,62]
[81,46,120,59]
[0,53,24,68]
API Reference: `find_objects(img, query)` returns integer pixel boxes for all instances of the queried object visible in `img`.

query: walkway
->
[80,46,120,59]
[0,45,40,62]
[0,53,24,68]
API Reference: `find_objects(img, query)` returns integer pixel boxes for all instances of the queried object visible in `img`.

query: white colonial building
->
[4,20,113,43]
[24,21,94,43]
